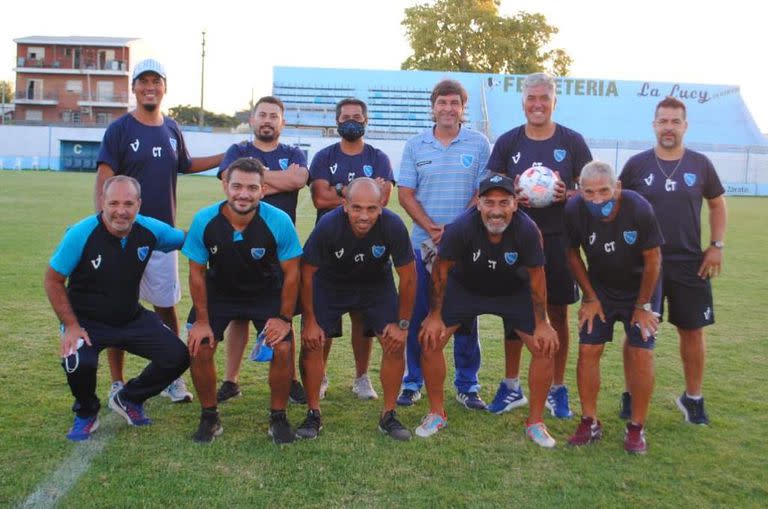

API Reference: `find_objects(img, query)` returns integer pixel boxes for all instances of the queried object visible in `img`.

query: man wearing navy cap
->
[94,59,223,404]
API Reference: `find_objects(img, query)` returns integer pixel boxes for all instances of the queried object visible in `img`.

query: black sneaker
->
[192,411,223,443]
[378,410,412,441]
[289,380,307,404]
[676,392,710,425]
[295,409,323,439]
[216,381,241,403]
[619,391,632,420]
[268,410,296,445]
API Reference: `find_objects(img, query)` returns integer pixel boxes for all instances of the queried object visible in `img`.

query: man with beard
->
[183,158,302,444]
[214,96,308,406]
[417,175,559,447]
[619,97,727,425]
[298,177,416,441]
[307,98,395,401]
[95,59,223,405]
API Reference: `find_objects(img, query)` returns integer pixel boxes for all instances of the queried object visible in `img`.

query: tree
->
[0,80,13,104]
[401,0,571,76]
[167,104,239,128]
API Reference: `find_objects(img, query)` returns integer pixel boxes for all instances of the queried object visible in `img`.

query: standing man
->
[397,79,491,410]
[183,158,302,444]
[298,178,416,441]
[214,96,308,405]
[418,175,559,447]
[94,59,223,403]
[619,97,726,425]
[308,98,395,401]
[45,176,190,441]
[564,161,663,454]
[485,72,592,418]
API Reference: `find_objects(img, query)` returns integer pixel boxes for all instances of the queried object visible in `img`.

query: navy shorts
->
[442,277,534,340]
[186,293,293,343]
[579,284,662,350]
[661,259,715,329]
[543,233,579,306]
[313,279,397,338]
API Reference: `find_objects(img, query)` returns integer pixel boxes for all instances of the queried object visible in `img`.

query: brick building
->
[13,36,138,125]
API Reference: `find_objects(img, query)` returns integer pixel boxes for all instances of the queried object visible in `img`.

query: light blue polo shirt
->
[398,125,490,248]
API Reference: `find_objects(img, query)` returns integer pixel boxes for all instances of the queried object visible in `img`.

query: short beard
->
[256,132,276,142]
[228,201,257,215]
[141,103,158,113]
[484,220,509,235]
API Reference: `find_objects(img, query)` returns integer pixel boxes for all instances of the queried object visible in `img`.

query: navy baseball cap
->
[132,59,167,82]
[478,174,515,196]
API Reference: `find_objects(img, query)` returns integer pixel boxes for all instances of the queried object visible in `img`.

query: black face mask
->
[337,120,365,141]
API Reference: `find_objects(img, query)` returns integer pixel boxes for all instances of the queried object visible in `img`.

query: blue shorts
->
[543,233,579,306]
[579,285,662,350]
[186,293,293,343]
[442,277,534,340]
[661,259,715,329]
[313,278,397,338]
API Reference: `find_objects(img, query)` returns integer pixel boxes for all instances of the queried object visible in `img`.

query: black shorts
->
[543,233,579,306]
[661,259,715,329]
[313,279,397,338]
[185,293,292,343]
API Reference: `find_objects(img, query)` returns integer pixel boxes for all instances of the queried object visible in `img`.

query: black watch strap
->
[277,314,293,324]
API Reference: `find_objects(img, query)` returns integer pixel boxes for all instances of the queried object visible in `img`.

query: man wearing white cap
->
[94,58,224,403]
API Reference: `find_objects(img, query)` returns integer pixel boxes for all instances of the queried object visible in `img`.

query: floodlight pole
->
[199,30,206,127]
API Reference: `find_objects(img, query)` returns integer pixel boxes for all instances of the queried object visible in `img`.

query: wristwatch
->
[710,240,724,249]
[335,183,344,197]
[634,303,652,312]
[276,314,293,324]
[397,319,410,331]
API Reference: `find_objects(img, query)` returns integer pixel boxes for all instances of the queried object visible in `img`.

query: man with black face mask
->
[308,98,395,402]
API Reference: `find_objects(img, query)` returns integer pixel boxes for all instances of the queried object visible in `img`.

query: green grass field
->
[1,171,766,508]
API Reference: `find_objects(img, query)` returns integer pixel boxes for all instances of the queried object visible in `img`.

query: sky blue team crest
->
[504,251,518,265]
[137,246,149,262]
[461,154,474,168]
[169,138,177,152]
[251,247,266,260]
[623,231,638,245]
[363,165,374,177]
[279,158,289,170]
[684,173,697,187]
[372,245,386,258]
[553,149,567,162]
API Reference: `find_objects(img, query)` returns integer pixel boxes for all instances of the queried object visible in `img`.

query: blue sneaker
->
[487,381,528,414]
[396,388,421,406]
[456,391,487,410]
[66,415,99,441]
[109,391,152,426]
[545,385,574,419]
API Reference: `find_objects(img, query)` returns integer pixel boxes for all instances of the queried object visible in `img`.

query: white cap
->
[132,59,167,82]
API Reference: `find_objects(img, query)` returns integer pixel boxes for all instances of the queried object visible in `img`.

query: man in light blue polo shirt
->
[397,79,491,410]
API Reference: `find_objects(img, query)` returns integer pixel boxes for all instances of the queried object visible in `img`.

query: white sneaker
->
[319,375,329,400]
[161,377,193,403]
[526,421,556,448]
[414,412,448,438]
[352,374,378,400]
[109,380,124,400]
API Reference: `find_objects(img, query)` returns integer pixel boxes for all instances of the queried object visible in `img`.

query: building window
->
[25,110,43,121]
[27,79,43,100]
[66,80,83,94]
[96,112,112,124]
[27,47,45,62]
[96,81,114,101]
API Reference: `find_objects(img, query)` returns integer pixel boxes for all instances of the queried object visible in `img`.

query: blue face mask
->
[337,120,365,141]
[584,198,616,218]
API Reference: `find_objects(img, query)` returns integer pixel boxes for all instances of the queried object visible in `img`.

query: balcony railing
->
[16,57,128,72]
[14,91,59,103]
[77,92,130,107]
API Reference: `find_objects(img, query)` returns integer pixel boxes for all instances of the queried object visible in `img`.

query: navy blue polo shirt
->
[49,214,185,325]
[565,190,664,300]
[486,124,592,235]
[438,208,545,296]
[308,142,394,221]
[302,207,413,289]
[97,114,192,226]
[182,200,302,302]
[217,141,308,223]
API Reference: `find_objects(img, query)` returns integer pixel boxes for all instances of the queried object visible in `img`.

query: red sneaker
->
[624,422,647,454]
[568,416,603,446]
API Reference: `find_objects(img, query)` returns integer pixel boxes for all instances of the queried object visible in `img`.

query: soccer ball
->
[518,166,557,208]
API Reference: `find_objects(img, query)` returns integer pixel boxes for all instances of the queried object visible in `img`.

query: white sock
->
[551,384,565,390]
[503,378,520,390]
[686,392,703,401]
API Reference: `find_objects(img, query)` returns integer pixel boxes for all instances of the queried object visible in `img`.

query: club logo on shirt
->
[330,163,338,175]
[490,175,503,183]
[504,252,518,265]
[251,248,266,260]
[512,152,521,164]
[460,154,474,168]
[703,306,712,321]
[279,158,289,170]
[335,248,344,259]
[137,246,149,262]
[589,232,596,245]
[472,249,481,262]
[91,254,102,269]
[169,138,177,153]
[210,246,218,254]
[554,149,567,162]
[372,245,385,258]
[130,139,140,152]
[644,174,654,186]
[623,231,638,245]
[363,165,374,178]
[684,173,697,187]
